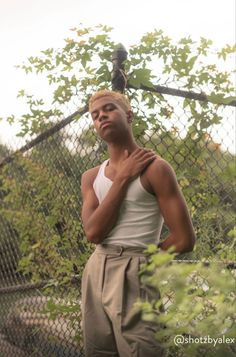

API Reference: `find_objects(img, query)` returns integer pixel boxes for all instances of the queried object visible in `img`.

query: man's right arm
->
[81,169,131,244]
[81,148,156,244]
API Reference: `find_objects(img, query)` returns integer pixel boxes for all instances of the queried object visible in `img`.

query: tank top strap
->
[99,159,109,177]
[93,159,112,204]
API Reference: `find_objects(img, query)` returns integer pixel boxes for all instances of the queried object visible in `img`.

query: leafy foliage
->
[2,25,235,137]
[0,138,92,285]
[136,245,236,356]
[0,24,235,348]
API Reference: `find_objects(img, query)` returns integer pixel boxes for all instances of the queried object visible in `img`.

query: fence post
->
[111,43,128,93]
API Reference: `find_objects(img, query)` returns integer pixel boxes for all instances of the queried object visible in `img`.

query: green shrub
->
[135,245,236,356]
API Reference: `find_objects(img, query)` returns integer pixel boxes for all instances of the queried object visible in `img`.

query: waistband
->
[95,244,149,256]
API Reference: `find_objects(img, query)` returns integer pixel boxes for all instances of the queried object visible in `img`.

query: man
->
[81,89,195,357]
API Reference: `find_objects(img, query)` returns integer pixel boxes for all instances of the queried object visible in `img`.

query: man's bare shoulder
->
[82,165,100,184]
[147,155,174,174]
[146,155,177,186]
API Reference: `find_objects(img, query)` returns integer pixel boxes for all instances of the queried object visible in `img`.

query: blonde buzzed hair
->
[88,90,131,112]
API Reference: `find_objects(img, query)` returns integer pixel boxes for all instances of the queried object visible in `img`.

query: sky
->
[0,0,235,149]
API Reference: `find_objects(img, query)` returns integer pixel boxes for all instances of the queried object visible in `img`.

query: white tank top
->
[93,159,164,247]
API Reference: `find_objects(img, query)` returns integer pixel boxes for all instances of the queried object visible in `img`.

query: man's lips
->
[100,122,112,129]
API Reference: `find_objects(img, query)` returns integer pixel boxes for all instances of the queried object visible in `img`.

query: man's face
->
[90,96,132,141]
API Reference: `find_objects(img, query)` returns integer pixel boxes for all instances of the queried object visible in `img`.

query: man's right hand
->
[115,148,156,182]
[81,148,156,244]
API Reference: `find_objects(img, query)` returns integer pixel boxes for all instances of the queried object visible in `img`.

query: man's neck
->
[107,141,139,166]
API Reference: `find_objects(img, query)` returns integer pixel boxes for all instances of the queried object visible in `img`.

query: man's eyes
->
[92,104,116,120]
[105,104,115,111]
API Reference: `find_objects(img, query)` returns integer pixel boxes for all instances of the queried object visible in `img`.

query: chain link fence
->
[0,72,235,354]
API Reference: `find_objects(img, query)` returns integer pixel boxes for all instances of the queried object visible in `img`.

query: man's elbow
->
[85,228,102,245]
[183,234,196,252]
[87,236,101,244]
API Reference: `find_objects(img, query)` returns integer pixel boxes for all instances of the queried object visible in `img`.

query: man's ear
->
[126,110,134,123]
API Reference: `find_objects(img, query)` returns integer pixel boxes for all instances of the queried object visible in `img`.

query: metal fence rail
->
[0,44,235,356]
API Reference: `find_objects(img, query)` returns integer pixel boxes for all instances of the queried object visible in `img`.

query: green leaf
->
[183,98,191,108]
[187,55,198,70]
[128,68,155,88]
[145,244,158,254]
[207,93,236,105]
[81,52,90,68]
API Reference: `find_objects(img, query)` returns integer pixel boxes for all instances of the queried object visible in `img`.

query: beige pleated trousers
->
[81,244,165,357]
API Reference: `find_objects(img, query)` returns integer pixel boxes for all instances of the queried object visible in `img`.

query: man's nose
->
[98,111,108,121]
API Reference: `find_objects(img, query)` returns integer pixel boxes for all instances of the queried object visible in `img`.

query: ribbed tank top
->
[93,159,164,248]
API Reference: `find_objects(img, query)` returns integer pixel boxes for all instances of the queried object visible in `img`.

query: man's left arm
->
[148,159,196,253]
